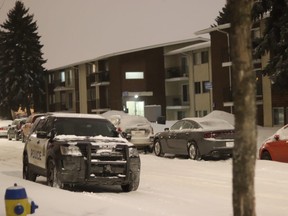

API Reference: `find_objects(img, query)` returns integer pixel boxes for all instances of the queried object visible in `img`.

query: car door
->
[166,120,188,154]
[27,118,48,169]
[270,126,288,162]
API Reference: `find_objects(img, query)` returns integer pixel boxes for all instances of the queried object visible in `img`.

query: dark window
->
[195,82,201,94]
[171,121,184,130]
[182,85,189,102]
[202,81,210,93]
[54,118,117,137]
[201,51,209,64]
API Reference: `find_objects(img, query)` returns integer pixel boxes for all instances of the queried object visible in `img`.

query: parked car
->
[153,118,235,160]
[7,118,27,141]
[21,113,45,142]
[22,112,141,192]
[102,110,154,151]
[259,124,288,163]
[0,120,12,137]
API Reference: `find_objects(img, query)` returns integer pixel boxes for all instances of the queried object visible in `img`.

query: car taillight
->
[204,132,218,139]
[0,127,4,131]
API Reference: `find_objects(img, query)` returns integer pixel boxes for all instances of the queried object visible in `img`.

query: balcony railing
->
[166,95,189,106]
[166,66,188,79]
[89,71,110,85]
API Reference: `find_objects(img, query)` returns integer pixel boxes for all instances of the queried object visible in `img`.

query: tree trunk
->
[229,0,256,216]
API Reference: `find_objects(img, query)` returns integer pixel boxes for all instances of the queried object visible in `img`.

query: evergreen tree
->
[214,1,232,26]
[252,0,288,90]
[0,1,46,118]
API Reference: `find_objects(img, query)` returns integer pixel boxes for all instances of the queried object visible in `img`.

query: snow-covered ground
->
[0,114,287,216]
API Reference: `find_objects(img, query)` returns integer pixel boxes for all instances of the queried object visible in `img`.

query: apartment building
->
[196,19,288,127]
[46,37,209,121]
[164,42,212,120]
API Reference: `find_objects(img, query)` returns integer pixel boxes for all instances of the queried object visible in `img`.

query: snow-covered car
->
[101,110,154,151]
[22,112,140,192]
[259,124,288,163]
[153,118,235,160]
[7,118,26,141]
[0,120,12,137]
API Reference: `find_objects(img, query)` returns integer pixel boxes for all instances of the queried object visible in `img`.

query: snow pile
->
[203,110,235,126]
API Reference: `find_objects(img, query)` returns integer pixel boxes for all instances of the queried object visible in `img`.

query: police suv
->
[22,113,141,192]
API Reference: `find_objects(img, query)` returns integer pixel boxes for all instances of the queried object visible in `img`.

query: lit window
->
[125,72,144,79]
[60,71,65,82]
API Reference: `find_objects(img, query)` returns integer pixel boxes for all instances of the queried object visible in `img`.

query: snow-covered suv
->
[22,113,141,192]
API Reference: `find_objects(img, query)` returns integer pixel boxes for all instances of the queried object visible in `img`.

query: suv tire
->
[121,171,140,192]
[47,159,64,189]
[23,154,37,181]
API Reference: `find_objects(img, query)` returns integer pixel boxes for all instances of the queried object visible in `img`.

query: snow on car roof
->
[183,117,234,130]
[101,110,151,128]
[47,112,105,119]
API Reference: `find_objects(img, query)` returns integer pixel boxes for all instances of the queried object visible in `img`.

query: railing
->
[166,66,188,79]
[89,71,110,84]
[166,95,189,106]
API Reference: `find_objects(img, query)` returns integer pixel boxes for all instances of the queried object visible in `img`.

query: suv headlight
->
[128,147,139,158]
[60,145,82,156]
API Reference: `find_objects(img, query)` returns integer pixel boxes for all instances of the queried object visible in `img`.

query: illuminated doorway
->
[126,101,144,116]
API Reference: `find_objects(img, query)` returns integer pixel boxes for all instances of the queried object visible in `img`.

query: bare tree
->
[229,0,256,216]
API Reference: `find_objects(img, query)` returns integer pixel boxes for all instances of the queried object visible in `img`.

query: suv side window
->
[34,118,47,133]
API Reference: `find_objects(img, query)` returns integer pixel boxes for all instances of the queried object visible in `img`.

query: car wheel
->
[261,151,272,160]
[23,154,37,182]
[154,140,163,157]
[188,142,201,160]
[121,171,140,192]
[47,159,64,189]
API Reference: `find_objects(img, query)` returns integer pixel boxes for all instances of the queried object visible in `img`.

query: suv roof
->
[47,112,105,119]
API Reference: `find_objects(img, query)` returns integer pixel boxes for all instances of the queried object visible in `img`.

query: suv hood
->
[54,135,134,146]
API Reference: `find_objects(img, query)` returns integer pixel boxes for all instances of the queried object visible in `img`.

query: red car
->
[259,124,288,163]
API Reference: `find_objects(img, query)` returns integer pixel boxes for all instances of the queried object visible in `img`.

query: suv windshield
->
[54,118,118,137]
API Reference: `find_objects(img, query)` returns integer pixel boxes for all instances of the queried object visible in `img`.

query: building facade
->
[46,38,209,121]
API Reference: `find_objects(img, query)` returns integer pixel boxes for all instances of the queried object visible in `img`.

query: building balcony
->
[165,66,188,80]
[89,71,110,86]
[166,95,190,110]
[53,79,75,92]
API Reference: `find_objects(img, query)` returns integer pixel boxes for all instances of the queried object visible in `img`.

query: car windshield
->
[54,118,118,137]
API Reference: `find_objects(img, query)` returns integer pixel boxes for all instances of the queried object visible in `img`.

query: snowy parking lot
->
[0,128,288,216]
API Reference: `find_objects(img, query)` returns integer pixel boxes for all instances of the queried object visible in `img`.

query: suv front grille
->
[77,143,128,178]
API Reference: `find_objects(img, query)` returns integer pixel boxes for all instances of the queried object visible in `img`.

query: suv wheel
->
[23,154,37,181]
[121,171,140,192]
[47,159,64,189]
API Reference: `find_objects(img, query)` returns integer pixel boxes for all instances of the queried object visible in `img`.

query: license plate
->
[131,130,145,136]
[226,142,234,147]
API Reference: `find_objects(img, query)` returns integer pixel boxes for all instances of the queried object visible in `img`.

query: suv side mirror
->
[36,131,48,139]
[48,128,56,139]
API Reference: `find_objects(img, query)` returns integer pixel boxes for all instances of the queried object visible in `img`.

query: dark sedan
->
[7,118,26,141]
[153,118,235,160]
